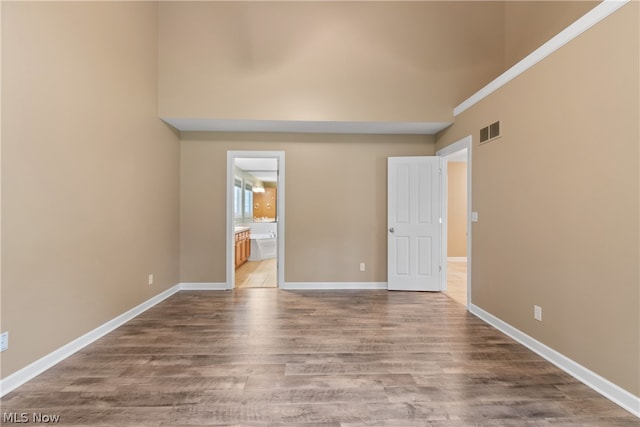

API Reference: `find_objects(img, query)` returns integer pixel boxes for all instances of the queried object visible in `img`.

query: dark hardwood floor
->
[1,289,637,426]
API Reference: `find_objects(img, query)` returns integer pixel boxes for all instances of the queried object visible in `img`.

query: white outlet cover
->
[0,332,8,352]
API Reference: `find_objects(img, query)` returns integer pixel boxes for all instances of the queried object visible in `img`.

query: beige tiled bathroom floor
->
[235,258,277,288]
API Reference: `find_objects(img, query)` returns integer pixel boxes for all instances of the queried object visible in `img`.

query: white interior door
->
[388,156,442,291]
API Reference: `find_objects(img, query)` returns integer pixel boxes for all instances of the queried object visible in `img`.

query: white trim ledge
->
[163,118,452,135]
[454,0,630,116]
[180,282,228,291]
[470,303,640,418]
[282,282,388,290]
[0,284,182,398]
[447,257,467,262]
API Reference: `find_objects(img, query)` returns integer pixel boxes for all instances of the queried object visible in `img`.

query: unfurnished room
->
[0,1,638,425]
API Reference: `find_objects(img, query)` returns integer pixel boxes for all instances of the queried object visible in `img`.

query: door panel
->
[417,236,432,276]
[395,236,410,276]
[418,164,433,223]
[388,157,441,291]
[396,165,410,223]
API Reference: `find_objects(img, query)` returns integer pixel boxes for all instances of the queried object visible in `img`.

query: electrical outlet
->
[148,274,154,285]
[1,332,8,352]
[534,305,542,322]
[359,263,365,272]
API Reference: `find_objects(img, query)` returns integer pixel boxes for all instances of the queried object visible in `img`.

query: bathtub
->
[249,233,277,261]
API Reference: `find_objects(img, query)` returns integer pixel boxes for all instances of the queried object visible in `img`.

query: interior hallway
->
[445,260,467,307]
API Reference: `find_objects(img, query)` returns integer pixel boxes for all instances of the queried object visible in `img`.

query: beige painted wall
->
[436,2,639,396]
[180,133,434,284]
[1,0,632,395]
[158,1,506,123]
[447,162,467,258]
[1,2,180,378]
[504,1,599,69]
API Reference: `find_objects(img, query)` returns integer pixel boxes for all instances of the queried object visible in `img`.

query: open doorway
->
[227,151,285,290]
[437,136,471,308]
[444,151,468,305]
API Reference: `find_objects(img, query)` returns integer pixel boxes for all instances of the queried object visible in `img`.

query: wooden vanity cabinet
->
[235,230,251,269]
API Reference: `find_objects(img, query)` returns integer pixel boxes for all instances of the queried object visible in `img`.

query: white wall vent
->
[480,121,501,144]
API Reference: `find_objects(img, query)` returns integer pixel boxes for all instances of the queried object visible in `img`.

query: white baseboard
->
[179,282,227,291]
[0,284,181,398]
[281,282,388,290]
[447,257,467,262]
[469,303,640,418]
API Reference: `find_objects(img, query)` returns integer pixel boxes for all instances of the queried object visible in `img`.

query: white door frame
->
[226,151,285,290]
[436,135,472,308]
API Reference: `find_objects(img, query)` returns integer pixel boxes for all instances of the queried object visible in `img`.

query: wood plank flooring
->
[2,290,637,426]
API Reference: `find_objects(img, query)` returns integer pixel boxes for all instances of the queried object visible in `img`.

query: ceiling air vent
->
[480,121,501,144]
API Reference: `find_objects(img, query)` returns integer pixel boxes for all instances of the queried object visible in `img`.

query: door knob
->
[389,227,395,233]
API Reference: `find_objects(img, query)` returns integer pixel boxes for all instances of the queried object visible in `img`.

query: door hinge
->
[439,265,442,272]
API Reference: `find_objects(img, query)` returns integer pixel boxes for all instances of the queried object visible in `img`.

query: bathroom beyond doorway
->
[228,151,285,289]
[236,259,277,288]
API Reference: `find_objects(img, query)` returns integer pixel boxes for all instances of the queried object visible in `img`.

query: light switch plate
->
[534,305,542,321]
[471,212,479,222]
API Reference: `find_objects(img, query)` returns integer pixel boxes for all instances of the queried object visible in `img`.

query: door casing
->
[226,151,285,289]
[436,135,472,308]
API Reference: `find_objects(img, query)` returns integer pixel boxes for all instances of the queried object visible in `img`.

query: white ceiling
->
[235,158,278,182]
[163,118,452,135]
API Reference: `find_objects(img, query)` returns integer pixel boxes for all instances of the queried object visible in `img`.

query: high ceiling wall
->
[158,1,597,125]
[158,1,506,124]
[504,0,599,69]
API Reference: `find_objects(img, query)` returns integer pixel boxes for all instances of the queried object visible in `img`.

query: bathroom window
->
[244,183,253,221]
[234,179,242,220]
